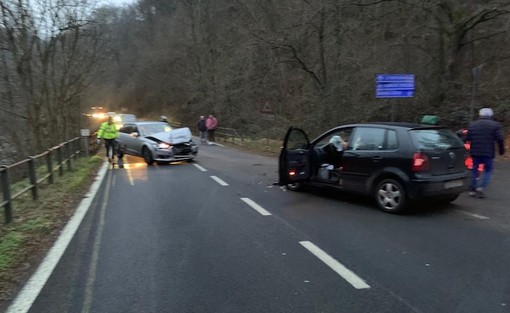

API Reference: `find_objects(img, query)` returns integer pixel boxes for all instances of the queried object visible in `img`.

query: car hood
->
[146,127,192,144]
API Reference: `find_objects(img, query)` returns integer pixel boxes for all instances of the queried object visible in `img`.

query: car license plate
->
[444,179,463,189]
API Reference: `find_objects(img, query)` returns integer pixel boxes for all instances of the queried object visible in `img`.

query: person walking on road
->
[97,116,119,164]
[206,114,218,144]
[197,115,208,144]
[466,107,505,198]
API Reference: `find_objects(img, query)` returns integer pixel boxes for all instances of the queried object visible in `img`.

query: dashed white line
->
[299,241,370,290]
[241,198,272,216]
[125,160,134,185]
[193,164,207,172]
[210,175,229,186]
[457,210,490,220]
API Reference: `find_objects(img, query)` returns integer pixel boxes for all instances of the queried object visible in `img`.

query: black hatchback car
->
[278,123,470,213]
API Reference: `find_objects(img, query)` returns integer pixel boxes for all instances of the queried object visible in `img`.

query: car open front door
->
[278,127,311,185]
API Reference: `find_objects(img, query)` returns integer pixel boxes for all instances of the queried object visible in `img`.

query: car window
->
[119,125,134,134]
[350,127,385,150]
[316,128,354,148]
[410,129,464,150]
[386,129,398,150]
[287,129,309,150]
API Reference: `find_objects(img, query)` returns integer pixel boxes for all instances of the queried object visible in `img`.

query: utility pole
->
[470,65,483,122]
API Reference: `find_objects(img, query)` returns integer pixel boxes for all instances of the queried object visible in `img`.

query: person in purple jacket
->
[466,108,505,198]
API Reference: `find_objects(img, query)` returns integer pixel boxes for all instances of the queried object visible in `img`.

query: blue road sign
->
[376,74,415,98]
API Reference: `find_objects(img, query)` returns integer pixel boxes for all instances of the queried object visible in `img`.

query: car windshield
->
[410,129,464,150]
[139,123,172,136]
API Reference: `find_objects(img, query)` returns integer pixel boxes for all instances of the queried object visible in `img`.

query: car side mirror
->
[130,132,139,137]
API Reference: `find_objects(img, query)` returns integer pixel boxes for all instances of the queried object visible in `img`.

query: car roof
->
[339,122,447,130]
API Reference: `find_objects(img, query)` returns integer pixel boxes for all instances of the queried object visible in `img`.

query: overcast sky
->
[100,0,136,7]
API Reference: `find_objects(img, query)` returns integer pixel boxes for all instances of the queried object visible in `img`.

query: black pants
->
[104,139,116,158]
[207,129,215,142]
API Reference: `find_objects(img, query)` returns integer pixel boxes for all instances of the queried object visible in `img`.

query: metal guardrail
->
[169,121,245,145]
[0,137,83,224]
[215,127,244,144]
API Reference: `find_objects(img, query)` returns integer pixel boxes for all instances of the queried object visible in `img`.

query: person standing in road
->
[466,107,505,198]
[206,114,218,144]
[97,116,119,164]
[197,115,208,144]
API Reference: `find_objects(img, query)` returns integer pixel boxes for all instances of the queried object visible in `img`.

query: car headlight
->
[157,143,171,149]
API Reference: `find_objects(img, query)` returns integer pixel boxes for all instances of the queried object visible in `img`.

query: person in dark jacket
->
[465,107,505,198]
[196,115,207,143]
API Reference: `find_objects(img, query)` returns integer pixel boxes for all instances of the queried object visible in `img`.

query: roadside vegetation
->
[0,156,103,302]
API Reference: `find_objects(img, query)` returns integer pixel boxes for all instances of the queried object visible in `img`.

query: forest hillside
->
[1,0,510,161]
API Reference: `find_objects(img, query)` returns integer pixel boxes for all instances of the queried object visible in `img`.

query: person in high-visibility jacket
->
[97,116,119,162]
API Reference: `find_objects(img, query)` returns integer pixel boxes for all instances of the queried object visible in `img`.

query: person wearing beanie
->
[465,107,505,198]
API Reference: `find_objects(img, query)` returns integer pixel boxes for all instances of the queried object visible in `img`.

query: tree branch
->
[343,0,406,7]
[282,44,323,89]
[459,30,507,48]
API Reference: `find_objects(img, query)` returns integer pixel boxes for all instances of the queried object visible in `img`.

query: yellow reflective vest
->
[97,122,118,140]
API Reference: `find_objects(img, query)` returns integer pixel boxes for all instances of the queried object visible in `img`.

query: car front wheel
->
[142,147,154,165]
[375,178,407,213]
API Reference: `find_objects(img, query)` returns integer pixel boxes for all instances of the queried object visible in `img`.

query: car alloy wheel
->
[375,178,407,213]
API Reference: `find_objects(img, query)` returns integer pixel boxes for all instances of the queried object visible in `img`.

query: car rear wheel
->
[375,178,408,213]
[142,147,154,165]
[286,183,303,191]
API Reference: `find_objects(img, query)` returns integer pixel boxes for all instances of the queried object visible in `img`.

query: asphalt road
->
[6,142,510,313]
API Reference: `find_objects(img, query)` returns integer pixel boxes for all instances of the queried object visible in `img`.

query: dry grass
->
[217,136,281,157]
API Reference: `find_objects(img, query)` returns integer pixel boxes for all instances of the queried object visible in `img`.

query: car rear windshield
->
[410,129,464,150]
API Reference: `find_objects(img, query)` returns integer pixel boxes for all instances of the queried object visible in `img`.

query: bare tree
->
[0,0,105,154]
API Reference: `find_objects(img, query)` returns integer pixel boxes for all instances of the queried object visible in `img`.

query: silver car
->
[117,121,198,165]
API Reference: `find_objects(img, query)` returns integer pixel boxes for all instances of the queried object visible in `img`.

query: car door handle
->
[372,156,383,161]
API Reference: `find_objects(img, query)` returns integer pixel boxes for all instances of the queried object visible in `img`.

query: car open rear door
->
[278,127,311,185]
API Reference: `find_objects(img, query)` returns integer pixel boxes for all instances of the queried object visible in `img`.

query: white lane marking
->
[457,210,490,220]
[210,175,229,186]
[81,167,113,313]
[299,241,370,290]
[6,162,109,313]
[193,164,207,172]
[124,159,134,186]
[241,198,272,216]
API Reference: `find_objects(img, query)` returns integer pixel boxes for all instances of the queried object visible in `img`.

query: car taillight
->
[288,169,297,177]
[412,152,429,172]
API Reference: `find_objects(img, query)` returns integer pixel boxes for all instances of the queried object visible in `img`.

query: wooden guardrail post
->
[46,149,54,184]
[57,145,64,176]
[66,141,72,171]
[28,157,38,200]
[1,165,13,224]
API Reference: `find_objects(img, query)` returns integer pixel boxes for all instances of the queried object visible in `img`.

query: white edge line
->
[210,175,229,186]
[193,164,207,172]
[240,198,272,216]
[299,241,370,290]
[6,162,110,313]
